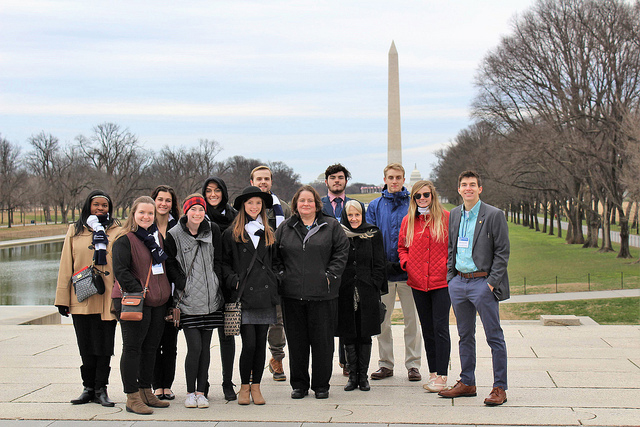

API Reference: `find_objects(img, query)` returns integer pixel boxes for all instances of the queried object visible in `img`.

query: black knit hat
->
[233,186,273,211]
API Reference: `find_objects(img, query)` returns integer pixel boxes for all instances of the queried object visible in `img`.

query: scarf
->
[244,216,265,249]
[86,214,109,265]
[271,193,285,228]
[418,206,430,215]
[206,203,235,233]
[133,223,168,264]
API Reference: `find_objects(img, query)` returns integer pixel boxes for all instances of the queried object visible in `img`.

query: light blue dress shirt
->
[455,200,482,273]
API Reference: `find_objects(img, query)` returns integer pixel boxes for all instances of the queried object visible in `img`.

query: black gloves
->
[57,305,70,317]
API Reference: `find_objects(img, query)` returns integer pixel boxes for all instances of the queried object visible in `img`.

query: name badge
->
[152,263,164,275]
[457,237,469,248]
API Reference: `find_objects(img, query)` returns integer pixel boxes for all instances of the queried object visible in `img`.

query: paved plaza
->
[0,306,638,426]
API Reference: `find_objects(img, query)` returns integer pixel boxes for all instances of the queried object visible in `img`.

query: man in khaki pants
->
[365,164,422,381]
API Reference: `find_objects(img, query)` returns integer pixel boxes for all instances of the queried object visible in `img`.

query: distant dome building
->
[407,164,422,191]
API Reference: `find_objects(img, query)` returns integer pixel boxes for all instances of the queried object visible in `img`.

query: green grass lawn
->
[500,297,640,324]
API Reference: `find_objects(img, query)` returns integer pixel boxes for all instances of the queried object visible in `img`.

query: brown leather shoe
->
[484,386,507,406]
[408,367,422,381]
[268,358,286,381]
[438,380,477,398]
[370,367,393,380]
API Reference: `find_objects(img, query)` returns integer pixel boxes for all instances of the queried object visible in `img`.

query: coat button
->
[243,248,247,252]
[353,261,357,265]
[262,266,266,269]
[265,285,269,288]
[249,287,253,290]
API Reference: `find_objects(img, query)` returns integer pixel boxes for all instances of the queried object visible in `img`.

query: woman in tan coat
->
[55,190,121,407]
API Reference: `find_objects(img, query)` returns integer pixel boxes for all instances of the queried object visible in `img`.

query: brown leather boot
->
[139,388,170,408]
[238,384,251,405]
[126,392,153,415]
[250,384,265,405]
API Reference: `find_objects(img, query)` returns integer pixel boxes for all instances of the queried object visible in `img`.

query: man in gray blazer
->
[438,170,509,406]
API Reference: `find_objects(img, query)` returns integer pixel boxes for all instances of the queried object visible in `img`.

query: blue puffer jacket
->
[365,186,410,281]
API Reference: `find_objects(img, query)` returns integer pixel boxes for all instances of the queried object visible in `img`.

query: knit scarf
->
[244,216,265,249]
[271,193,285,228]
[86,214,109,265]
[417,206,430,215]
[133,223,168,264]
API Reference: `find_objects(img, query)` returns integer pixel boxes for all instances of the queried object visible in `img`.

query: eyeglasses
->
[414,192,431,200]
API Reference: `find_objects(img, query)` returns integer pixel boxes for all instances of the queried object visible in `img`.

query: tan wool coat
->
[55,224,122,321]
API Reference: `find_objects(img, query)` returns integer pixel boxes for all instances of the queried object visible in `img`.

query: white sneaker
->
[196,394,209,408]
[184,393,197,408]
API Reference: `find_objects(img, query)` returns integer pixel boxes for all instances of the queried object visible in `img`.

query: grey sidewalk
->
[0,315,638,426]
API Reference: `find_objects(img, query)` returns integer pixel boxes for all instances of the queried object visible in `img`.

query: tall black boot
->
[220,332,237,400]
[343,344,359,391]
[358,343,372,391]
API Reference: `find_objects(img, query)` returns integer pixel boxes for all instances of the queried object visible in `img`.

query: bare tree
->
[0,135,28,227]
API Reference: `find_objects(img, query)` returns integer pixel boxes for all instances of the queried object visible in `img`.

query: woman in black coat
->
[221,186,279,405]
[202,176,238,401]
[275,185,349,400]
[337,200,387,392]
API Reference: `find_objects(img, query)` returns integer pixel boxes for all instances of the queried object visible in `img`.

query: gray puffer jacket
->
[165,217,224,315]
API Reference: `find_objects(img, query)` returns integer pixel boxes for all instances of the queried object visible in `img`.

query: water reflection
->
[0,242,63,305]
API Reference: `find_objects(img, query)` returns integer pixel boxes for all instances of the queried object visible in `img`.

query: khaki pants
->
[377,281,422,371]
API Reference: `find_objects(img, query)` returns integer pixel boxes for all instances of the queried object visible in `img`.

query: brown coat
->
[55,224,122,321]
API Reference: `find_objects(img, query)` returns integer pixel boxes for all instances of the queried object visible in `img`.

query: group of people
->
[54,163,510,415]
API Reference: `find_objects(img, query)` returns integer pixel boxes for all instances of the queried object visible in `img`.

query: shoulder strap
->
[235,246,260,303]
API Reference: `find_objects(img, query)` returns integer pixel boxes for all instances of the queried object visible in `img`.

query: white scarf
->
[245,216,265,249]
[271,193,285,228]
[86,215,107,252]
[418,206,430,215]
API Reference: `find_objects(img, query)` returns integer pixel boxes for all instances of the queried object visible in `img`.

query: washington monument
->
[388,41,402,165]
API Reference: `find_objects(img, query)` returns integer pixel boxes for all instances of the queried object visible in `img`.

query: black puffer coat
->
[275,213,349,301]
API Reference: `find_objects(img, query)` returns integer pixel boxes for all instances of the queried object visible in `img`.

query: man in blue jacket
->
[365,163,422,382]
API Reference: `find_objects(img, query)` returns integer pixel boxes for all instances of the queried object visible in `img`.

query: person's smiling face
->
[458,177,482,205]
[134,203,156,229]
[90,197,109,216]
[205,183,222,207]
[244,197,263,220]
[154,191,172,216]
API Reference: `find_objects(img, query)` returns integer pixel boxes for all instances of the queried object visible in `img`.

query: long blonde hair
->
[404,180,446,246]
[118,196,157,238]
[231,198,276,246]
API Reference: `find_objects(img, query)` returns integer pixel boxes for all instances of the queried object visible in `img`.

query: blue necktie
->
[334,198,343,219]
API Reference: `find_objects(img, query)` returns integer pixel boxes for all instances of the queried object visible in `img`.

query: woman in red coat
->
[398,180,450,392]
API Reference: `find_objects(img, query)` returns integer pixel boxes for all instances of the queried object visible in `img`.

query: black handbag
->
[379,300,387,324]
[72,266,98,302]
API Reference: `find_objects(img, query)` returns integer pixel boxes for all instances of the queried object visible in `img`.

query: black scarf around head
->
[133,223,168,264]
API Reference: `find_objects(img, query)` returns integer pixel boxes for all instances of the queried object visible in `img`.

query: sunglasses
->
[414,192,431,200]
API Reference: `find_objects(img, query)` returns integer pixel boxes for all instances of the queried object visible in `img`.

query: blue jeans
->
[448,275,507,389]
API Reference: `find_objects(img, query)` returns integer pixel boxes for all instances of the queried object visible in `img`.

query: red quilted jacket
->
[398,210,450,292]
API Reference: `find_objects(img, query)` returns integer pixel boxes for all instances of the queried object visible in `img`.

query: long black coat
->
[336,226,387,338]
[220,228,279,309]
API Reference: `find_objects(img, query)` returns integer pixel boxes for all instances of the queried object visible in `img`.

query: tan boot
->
[250,383,265,405]
[126,392,153,415]
[139,388,170,408]
[238,384,251,405]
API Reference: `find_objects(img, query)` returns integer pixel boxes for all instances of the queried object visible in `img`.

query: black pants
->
[153,317,179,390]
[282,298,337,392]
[218,327,235,386]
[412,287,451,376]
[119,305,166,394]
[183,328,213,393]
[239,324,269,384]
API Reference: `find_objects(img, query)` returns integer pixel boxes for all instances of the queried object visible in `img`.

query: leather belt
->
[458,271,488,279]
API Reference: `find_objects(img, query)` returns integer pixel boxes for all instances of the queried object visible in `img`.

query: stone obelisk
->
[387,41,402,166]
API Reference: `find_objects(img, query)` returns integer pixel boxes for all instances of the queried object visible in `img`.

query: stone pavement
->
[0,311,638,426]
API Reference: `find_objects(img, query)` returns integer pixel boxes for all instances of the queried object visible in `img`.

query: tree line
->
[0,123,301,226]
[433,0,639,259]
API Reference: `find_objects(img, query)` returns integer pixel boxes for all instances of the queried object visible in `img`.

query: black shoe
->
[93,387,115,407]
[163,390,175,400]
[291,389,308,399]
[223,383,237,401]
[315,389,329,399]
[71,387,94,404]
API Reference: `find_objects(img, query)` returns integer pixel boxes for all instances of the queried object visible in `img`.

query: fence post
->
[588,273,590,291]
[555,276,558,293]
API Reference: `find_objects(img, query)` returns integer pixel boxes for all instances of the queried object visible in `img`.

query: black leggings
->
[183,328,213,393]
[239,324,269,384]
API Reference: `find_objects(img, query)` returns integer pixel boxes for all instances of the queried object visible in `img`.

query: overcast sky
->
[1,0,536,186]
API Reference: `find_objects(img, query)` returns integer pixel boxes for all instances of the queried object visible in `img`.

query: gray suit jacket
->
[447,201,510,301]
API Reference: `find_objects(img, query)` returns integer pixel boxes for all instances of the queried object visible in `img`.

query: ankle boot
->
[238,384,251,405]
[358,343,372,391]
[344,344,359,391]
[139,388,170,408]
[93,387,115,407]
[70,387,94,404]
[250,384,265,405]
[126,392,153,415]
